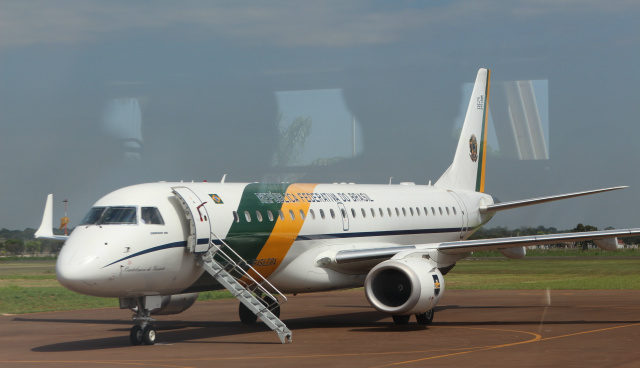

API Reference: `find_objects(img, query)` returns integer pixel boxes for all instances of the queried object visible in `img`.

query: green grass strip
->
[2,258,640,314]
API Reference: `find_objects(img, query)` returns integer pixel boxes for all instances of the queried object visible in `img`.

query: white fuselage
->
[56,181,494,298]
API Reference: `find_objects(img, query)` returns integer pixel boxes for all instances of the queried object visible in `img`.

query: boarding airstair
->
[172,187,292,344]
[199,233,292,344]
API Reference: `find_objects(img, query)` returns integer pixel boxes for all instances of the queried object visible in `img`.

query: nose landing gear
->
[129,297,157,346]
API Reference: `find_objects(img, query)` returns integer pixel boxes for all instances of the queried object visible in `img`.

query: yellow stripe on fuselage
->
[249,183,318,279]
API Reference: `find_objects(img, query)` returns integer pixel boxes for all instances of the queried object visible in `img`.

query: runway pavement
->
[2,289,640,367]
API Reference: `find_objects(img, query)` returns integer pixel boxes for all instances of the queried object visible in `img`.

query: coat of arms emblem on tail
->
[469,134,478,162]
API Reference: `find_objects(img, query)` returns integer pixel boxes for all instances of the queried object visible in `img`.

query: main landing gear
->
[238,294,281,324]
[392,309,434,326]
[129,297,157,346]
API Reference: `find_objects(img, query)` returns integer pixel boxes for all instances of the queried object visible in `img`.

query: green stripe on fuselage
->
[223,183,290,261]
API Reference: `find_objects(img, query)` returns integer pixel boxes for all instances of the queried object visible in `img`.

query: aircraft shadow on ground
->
[19,305,639,352]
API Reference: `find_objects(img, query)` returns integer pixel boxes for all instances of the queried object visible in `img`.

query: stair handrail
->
[208,230,288,305]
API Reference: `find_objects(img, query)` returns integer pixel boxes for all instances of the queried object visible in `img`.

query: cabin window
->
[446,207,450,215]
[278,210,285,221]
[351,208,357,218]
[289,209,295,220]
[141,207,164,225]
[395,207,400,216]
[416,207,421,216]
[256,211,263,222]
[424,207,429,216]
[453,207,457,215]
[402,207,407,217]
[439,207,443,215]
[267,210,274,222]
[388,208,393,217]
[330,209,336,219]
[370,208,376,217]
[299,209,306,220]
[80,207,106,225]
[309,209,316,220]
[320,209,326,219]
[431,207,436,215]
[361,208,366,218]
[379,208,384,217]
[244,211,251,222]
[409,207,414,216]
[101,207,137,224]
[341,208,347,218]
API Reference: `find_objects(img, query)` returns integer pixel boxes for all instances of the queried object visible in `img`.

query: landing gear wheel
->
[239,302,258,324]
[263,295,281,318]
[416,309,434,325]
[392,315,411,325]
[130,325,143,346]
[143,325,156,345]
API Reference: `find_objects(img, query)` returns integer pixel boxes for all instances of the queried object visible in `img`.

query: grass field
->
[1,255,640,314]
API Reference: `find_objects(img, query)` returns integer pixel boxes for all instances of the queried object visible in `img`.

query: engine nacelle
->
[120,293,200,316]
[150,293,199,315]
[364,257,444,316]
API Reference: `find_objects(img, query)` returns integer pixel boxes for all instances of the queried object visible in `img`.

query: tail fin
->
[435,68,491,192]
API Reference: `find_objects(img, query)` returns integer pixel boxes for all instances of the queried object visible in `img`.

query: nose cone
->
[56,235,113,296]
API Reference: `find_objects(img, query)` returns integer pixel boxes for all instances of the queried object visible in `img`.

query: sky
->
[1,1,639,231]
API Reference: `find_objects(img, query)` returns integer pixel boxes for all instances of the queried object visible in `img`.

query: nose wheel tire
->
[143,325,157,345]
[129,324,157,345]
[130,325,143,345]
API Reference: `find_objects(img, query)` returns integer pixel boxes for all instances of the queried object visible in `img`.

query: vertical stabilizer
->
[436,68,491,192]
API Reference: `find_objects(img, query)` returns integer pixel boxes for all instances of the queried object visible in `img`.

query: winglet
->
[35,194,69,242]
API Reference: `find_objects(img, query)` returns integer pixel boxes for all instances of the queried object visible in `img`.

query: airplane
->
[35,68,640,346]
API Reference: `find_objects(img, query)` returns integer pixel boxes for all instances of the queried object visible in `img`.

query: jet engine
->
[364,257,444,315]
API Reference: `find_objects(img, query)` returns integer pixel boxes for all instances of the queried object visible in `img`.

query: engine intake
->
[365,258,444,315]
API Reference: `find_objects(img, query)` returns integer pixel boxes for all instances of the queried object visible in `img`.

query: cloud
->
[6,1,637,51]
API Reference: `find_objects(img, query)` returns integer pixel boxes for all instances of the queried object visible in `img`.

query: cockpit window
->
[141,207,164,225]
[101,207,137,224]
[80,207,106,225]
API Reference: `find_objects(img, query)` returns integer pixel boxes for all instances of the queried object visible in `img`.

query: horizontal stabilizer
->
[480,186,627,213]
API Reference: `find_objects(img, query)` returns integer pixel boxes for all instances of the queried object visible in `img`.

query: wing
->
[333,228,640,270]
[437,228,640,254]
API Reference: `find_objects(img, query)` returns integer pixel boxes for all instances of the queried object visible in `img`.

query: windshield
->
[80,207,106,225]
[80,206,137,225]
[101,207,137,224]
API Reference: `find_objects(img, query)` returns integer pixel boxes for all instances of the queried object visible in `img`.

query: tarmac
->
[2,289,640,368]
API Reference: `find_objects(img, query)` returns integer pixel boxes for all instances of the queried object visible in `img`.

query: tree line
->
[2,224,639,256]
[470,224,640,250]
[0,228,67,256]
